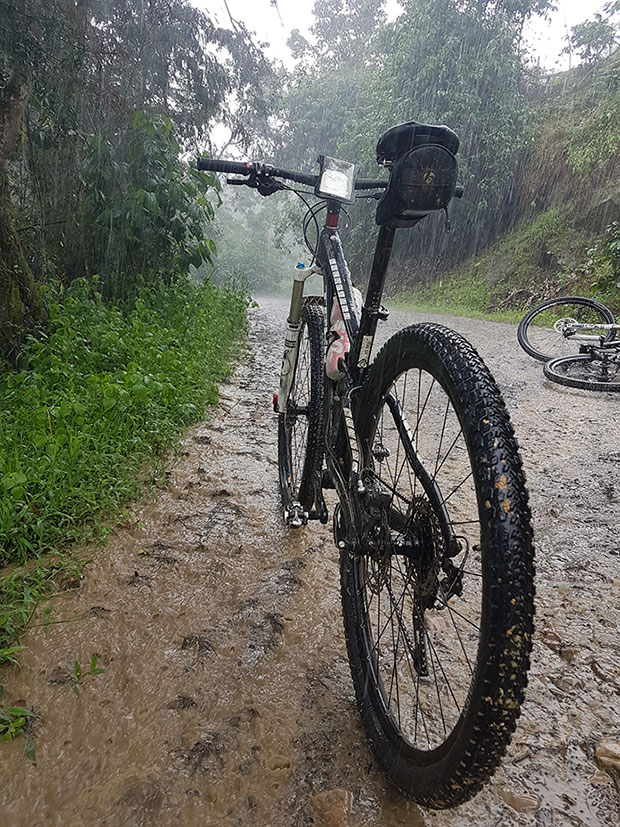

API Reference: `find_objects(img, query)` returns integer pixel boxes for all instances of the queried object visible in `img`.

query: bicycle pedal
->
[283,503,308,527]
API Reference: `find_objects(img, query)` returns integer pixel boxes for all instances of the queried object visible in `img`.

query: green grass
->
[0,276,247,661]
[388,292,524,324]
[388,266,526,323]
[390,205,620,321]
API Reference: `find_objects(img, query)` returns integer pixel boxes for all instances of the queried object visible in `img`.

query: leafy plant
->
[0,277,247,656]
[72,654,106,696]
[0,646,24,666]
[75,112,220,301]
[0,704,36,760]
[0,705,34,741]
[0,557,83,667]
[564,10,620,64]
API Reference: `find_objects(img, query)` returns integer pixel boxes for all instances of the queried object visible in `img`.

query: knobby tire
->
[543,353,620,392]
[341,323,535,809]
[278,301,325,512]
[517,296,615,363]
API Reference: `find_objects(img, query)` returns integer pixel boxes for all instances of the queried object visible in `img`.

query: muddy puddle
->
[0,295,619,826]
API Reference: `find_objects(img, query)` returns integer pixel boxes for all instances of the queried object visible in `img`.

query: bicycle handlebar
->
[197,159,254,176]
[196,158,388,191]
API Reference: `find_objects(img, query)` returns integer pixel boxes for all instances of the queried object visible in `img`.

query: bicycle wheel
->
[278,300,325,517]
[342,323,534,809]
[517,296,615,362]
[544,351,620,392]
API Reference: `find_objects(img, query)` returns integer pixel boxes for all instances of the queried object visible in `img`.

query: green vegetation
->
[565,55,620,174]
[0,701,35,761]
[207,189,304,294]
[66,111,219,302]
[72,654,106,696]
[1,0,260,671]
[0,278,247,661]
[392,206,620,318]
[278,0,557,280]
[207,2,620,307]
[0,705,34,741]
[0,278,246,565]
[0,0,273,352]
[391,32,620,320]
[0,556,82,666]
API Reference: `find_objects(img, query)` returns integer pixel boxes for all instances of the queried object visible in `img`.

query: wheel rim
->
[356,366,484,753]
[521,299,614,362]
[547,353,620,388]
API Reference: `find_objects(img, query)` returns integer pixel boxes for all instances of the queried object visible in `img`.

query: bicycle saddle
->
[376,121,460,163]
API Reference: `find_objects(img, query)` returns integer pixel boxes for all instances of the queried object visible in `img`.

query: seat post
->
[352,225,396,370]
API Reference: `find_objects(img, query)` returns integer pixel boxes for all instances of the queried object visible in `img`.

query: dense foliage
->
[0,278,246,658]
[0,0,261,662]
[272,0,557,284]
[0,0,274,351]
[0,278,246,565]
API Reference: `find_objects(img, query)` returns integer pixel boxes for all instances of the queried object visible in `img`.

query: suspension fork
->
[276,264,321,414]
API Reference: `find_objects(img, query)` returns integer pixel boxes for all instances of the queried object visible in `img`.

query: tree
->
[0,0,56,354]
[566,13,620,64]
[278,0,557,283]
[311,0,387,66]
[0,0,278,345]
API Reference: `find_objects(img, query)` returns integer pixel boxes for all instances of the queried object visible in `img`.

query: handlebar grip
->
[197,158,252,175]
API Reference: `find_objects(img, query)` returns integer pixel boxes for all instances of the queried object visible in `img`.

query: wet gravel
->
[0,295,618,826]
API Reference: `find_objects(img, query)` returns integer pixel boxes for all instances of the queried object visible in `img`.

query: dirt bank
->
[0,296,618,826]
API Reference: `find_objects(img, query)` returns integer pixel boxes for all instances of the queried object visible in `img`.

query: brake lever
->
[252,171,284,197]
[226,172,282,197]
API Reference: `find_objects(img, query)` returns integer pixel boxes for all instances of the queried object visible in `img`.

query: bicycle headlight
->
[315,155,356,204]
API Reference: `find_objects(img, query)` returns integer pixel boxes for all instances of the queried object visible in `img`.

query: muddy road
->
[1,295,619,826]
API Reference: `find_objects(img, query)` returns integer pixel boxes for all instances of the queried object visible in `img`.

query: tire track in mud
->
[0,296,618,826]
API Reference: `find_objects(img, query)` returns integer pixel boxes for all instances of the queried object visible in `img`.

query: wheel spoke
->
[341,325,533,805]
[278,305,324,508]
[354,359,484,749]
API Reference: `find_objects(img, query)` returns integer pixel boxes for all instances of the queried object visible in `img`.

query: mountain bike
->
[198,121,534,810]
[518,296,620,391]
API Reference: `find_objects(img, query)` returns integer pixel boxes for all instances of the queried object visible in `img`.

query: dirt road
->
[1,296,619,826]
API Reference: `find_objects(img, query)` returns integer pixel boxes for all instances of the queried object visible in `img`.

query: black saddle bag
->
[375,121,459,228]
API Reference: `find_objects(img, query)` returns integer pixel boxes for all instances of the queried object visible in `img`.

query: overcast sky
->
[193,0,609,71]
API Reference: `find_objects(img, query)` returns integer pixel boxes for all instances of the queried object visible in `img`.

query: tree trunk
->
[0,71,44,358]
[0,166,45,355]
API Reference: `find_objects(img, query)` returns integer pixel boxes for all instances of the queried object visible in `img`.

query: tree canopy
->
[0,0,275,352]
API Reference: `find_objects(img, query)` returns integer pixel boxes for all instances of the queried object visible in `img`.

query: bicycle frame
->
[276,200,388,510]
[278,198,459,554]
[556,319,620,343]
